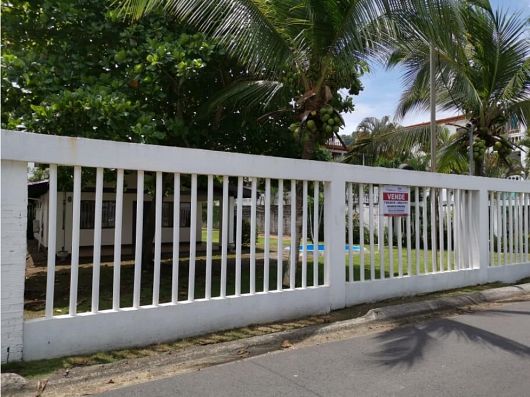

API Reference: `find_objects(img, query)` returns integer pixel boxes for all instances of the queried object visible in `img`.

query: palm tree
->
[119,0,399,160]
[347,115,399,165]
[346,115,447,170]
[386,2,530,176]
[119,0,405,284]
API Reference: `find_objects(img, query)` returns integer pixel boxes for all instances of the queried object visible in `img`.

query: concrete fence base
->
[1,131,529,363]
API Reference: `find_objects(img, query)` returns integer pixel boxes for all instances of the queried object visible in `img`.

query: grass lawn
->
[24,227,503,319]
[24,244,449,320]
[201,227,291,248]
[24,254,326,320]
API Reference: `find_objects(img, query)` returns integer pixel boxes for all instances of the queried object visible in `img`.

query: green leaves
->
[2,0,216,144]
[384,1,529,175]
[116,0,381,159]
[2,0,303,158]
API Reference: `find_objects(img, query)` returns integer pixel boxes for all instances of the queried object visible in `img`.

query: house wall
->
[34,191,203,253]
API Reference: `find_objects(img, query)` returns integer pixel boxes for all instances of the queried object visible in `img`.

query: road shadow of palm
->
[368,308,530,368]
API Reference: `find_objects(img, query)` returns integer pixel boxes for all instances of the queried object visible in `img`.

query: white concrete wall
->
[345,263,530,306]
[2,131,529,363]
[1,160,27,363]
[23,288,330,360]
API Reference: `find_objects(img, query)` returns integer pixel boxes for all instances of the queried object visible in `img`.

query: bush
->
[242,219,251,246]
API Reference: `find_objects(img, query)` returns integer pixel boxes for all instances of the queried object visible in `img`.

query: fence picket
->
[290,179,296,289]
[220,176,229,297]
[359,183,365,281]
[152,171,162,306]
[369,184,375,280]
[45,164,57,317]
[133,170,143,308]
[277,180,284,291]
[69,166,82,315]
[347,183,353,282]
[302,180,308,288]
[264,178,271,292]
[188,174,198,301]
[205,175,214,299]
[172,173,180,303]
[313,181,319,286]
[235,176,243,296]
[250,178,257,294]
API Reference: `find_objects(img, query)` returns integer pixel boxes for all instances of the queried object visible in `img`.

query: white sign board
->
[381,185,410,217]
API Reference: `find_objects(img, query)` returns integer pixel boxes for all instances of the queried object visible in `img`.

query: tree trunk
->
[474,158,484,177]
[283,134,318,286]
[140,172,172,272]
[142,200,156,272]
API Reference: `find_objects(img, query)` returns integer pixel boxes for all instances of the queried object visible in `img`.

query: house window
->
[162,202,191,228]
[80,200,116,229]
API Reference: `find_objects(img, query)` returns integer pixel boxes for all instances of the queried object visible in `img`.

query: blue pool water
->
[286,244,361,252]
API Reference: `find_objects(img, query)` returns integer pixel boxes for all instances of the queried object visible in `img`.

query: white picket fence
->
[1,130,529,363]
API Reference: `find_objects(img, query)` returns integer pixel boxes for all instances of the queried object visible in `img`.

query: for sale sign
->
[381,185,410,217]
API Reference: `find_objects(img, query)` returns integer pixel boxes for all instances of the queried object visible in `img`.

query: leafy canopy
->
[119,0,399,159]
[1,0,300,157]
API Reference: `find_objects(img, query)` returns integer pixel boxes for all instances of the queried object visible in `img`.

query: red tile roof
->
[404,115,466,129]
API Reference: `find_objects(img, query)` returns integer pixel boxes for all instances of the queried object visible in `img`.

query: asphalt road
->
[101,299,530,397]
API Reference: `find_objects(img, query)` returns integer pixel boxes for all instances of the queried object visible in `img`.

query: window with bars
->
[80,200,116,229]
[162,202,191,228]
[80,200,192,229]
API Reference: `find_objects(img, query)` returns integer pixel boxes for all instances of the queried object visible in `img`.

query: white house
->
[29,172,250,257]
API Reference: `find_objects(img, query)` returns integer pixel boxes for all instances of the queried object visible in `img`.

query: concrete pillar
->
[324,179,346,310]
[1,160,27,363]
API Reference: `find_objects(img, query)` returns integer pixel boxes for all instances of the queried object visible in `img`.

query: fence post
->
[324,178,346,310]
[1,160,27,363]
[475,188,490,282]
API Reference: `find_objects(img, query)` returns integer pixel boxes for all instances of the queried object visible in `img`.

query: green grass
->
[25,229,506,319]
[344,247,438,281]
[22,243,455,320]
[200,227,290,248]
[201,227,220,243]
[23,253,326,319]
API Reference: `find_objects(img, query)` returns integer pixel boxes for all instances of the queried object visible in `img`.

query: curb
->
[264,283,530,341]
[364,283,530,321]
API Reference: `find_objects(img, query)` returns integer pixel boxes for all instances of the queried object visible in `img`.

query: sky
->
[341,0,530,132]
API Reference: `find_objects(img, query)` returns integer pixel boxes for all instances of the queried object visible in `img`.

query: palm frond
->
[205,79,288,113]
[119,0,295,77]
[437,135,469,174]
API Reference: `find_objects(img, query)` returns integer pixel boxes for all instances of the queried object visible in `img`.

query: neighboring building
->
[506,116,527,178]
[403,115,467,135]
[404,115,528,179]
[325,137,348,160]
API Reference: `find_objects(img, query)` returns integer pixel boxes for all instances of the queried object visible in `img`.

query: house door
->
[131,201,153,247]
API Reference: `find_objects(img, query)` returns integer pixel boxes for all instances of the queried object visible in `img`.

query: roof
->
[404,115,466,129]
[28,180,50,198]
